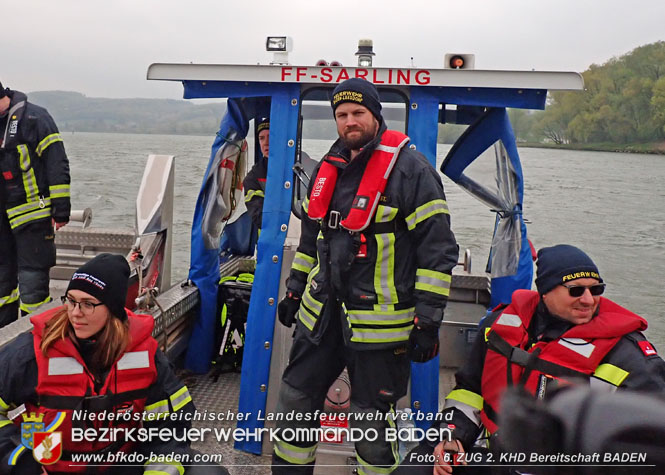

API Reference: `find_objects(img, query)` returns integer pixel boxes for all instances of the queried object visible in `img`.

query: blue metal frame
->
[235,84,301,454]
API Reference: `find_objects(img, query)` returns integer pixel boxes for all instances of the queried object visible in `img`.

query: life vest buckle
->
[328,210,341,229]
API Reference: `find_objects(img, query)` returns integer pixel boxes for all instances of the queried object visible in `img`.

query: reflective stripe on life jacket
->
[479,289,647,434]
[23,307,158,472]
[307,130,410,232]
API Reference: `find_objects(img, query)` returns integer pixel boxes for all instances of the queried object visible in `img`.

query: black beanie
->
[331,78,382,122]
[535,244,602,295]
[66,253,130,320]
[256,117,270,133]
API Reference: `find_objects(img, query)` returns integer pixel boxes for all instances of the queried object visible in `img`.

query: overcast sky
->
[4,0,664,99]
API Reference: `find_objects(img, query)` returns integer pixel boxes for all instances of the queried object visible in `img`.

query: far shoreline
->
[516,142,665,155]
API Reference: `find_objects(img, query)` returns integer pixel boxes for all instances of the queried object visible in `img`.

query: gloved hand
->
[277,291,301,328]
[407,318,439,362]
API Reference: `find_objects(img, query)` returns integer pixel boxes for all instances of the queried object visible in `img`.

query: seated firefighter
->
[242,117,270,231]
[0,253,228,474]
[396,244,665,474]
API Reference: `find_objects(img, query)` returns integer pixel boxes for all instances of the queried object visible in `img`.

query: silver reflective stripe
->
[558,338,595,358]
[496,313,522,327]
[444,399,482,426]
[375,205,397,223]
[2,101,25,146]
[117,350,150,370]
[347,307,414,325]
[274,438,317,464]
[374,232,397,305]
[590,377,618,393]
[350,326,412,344]
[7,198,52,219]
[48,357,84,375]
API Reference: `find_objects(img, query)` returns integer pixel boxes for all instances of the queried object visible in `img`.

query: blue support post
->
[235,84,301,454]
[406,87,442,429]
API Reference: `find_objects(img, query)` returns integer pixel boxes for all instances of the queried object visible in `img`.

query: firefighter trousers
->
[271,301,410,474]
[0,214,55,327]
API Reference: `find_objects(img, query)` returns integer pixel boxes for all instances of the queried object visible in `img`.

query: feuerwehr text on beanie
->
[331,78,382,122]
[66,253,130,320]
[535,244,602,295]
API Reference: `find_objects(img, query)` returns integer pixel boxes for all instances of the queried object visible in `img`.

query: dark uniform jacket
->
[285,124,459,349]
[438,298,665,450]
[242,157,267,229]
[0,320,193,473]
[0,90,71,228]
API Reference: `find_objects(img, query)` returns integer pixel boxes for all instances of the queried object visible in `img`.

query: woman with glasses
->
[397,244,665,475]
[0,253,228,474]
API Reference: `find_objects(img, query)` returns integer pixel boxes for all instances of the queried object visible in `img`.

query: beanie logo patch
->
[71,272,107,290]
[333,91,363,106]
[561,271,600,282]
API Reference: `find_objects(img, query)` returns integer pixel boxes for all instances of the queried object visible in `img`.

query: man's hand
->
[277,292,301,328]
[53,218,68,230]
[433,439,466,474]
[407,318,439,362]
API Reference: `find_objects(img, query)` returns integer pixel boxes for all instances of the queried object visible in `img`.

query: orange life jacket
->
[307,130,410,231]
[480,289,646,434]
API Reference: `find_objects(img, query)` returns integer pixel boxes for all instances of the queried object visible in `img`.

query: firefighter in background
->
[272,78,459,474]
[396,244,665,474]
[0,253,229,474]
[0,81,71,327]
[242,117,270,230]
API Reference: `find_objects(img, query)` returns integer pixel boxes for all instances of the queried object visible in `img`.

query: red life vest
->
[307,130,410,232]
[480,289,647,434]
[22,307,158,472]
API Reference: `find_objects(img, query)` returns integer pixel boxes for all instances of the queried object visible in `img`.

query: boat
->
[0,38,583,472]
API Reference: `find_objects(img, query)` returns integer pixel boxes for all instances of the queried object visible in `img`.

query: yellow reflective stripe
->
[447,389,484,410]
[49,184,70,199]
[169,386,192,412]
[302,196,310,213]
[7,197,52,219]
[405,199,449,230]
[375,205,398,223]
[36,133,63,156]
[237,273,254,283]
[274,437,317,465]
[347,307,414,326]
[245,189,265,202]
[593,363,629,387]
[415,268,452,297]
[17,145,40,202]
[350,325,412,344]
[0,420,12,429]
[144,399,170,420]
[484,327,491,342]
[19,295,52,314]
[374,232,398,305]
[9,207,52,229]
[356,451,399,474]
[0,396,10,411]
[302,289,323,314]
[0,288,20,308]
[297,307,316,331]
[292,252,316,274]
[144,460,185,475]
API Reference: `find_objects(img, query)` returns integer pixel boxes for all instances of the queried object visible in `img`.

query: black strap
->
[487,331,589,381]
[38,388,149,411]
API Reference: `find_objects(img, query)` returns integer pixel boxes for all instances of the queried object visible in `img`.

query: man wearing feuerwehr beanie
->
[396,244,665,474]
[272,78,459,473]
[0,253,230,474]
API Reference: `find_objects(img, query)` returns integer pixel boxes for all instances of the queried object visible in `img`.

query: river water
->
[63,132,665,350]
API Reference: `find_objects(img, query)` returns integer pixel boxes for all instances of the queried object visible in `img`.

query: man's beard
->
[340,128,376,151]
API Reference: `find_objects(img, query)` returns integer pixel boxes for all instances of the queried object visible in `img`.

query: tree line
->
[509,41,665,146]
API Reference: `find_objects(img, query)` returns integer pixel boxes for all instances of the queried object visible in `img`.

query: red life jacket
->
[480,289,647,434]
[307,130,410,232]
[22,307,158,472]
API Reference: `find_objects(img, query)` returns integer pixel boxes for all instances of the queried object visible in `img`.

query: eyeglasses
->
[560,283,605,298]
[61,295,104,315]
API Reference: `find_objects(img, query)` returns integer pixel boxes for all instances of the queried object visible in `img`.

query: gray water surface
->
[64,132,665,350]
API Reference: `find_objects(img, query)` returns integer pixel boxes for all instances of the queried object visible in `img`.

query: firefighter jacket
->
[437,290,665,451]
[285,125,458,349]
[0,308,193,475]
[0,90,71,230]
[242,157,267,229]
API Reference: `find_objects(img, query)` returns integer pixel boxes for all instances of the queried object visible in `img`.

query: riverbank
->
[517,141,665,155]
